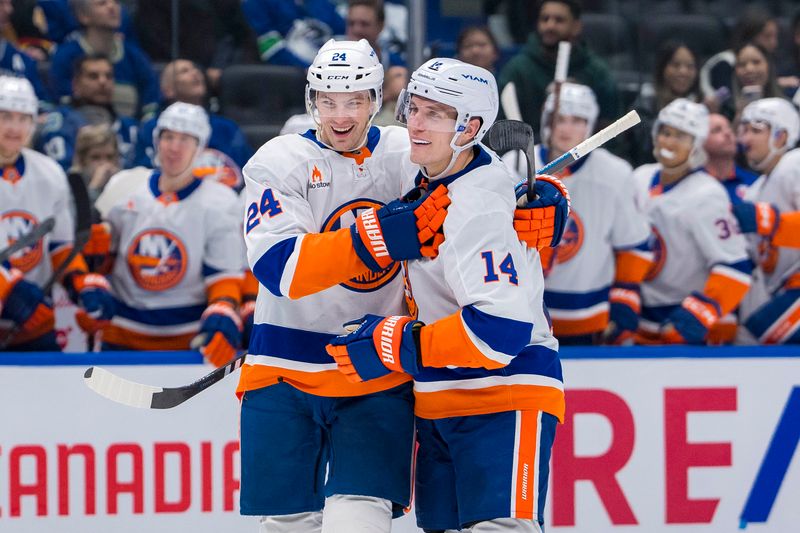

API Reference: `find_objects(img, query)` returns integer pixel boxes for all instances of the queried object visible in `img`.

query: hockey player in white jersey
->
[327,58,564,533]
[98,102,245,363]
[633,99,753,344]
[506,83,652,344]
[730,98,800,343]
[0,76,115,350]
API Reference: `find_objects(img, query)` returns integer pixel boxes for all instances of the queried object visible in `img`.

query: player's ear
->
[774,129,788,150]
[464,117,482,141]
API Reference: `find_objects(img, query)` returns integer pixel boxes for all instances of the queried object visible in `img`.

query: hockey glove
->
[351,184,450,271]
[240,299,256,350]
[82,223,113,273]
[326,314,423,383]
[514,175,571,250]
[663,292,721,344]
[72,273,116,334]
[0,270,55,335]
[601,283,641,344]
[732,202,779,237]
[197,302,242,367]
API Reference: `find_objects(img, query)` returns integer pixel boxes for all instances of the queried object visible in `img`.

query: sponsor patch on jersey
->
[126,229,187,291]
[554,210,584,264]
[321,199,400,292]
[308,161,330,189]
[645,227,667,281]
[1,210,43,272]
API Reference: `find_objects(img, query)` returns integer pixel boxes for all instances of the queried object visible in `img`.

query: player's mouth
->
[331,125,355,137]
[411,138,431,145]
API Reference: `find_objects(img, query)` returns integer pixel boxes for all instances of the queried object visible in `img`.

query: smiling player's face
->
[316,91,373,152]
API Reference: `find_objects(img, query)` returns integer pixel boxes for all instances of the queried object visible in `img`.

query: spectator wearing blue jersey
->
[134,59,253,190]
[242,0,345,67]
[36,0,138,46]
[37,54,138,170]
[49,0,159,119]
[0,0,49,101]
[704,113,757,205]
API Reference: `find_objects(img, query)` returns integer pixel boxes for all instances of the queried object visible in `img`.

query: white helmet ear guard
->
[652,98,709,169]
[740,97,800,170]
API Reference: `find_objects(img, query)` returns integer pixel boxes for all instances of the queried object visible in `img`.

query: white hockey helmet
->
[0,76,38,118]
[153,102,211,154]
[540,82,599,145]
[397,58,498,178]
[740,97,800,170]
[652,98,709,168]
[305,39,384,121]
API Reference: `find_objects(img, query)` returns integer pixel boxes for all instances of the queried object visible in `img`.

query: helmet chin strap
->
[751,136,786,172]
[421,131,475,181]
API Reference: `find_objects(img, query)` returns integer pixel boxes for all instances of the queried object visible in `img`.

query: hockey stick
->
[500,82,523,122]
[0,217,56,264]
[84,352,248,409]
[484,119,536,203]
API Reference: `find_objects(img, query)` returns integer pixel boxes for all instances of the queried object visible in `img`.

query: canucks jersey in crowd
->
[0,40,49,102]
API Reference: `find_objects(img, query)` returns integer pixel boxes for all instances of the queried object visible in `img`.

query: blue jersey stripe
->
[413,344,562,383]
[544,286,610,310]
[251,236,297,297]
[115,300,206,326]
[249,322,336,364]
[462,305,532,356]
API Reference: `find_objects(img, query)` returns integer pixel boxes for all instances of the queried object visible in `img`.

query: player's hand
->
[197,302,242,367]
[514,175,570,250]
[0,270,55,334]
[73,273,116,334]
[663,293,720,345]
[326,314,422,383]
[599,284,641,345]
[351,184,450,271]
[732,202,779,237]
[240,299,256,350]
[82,223,112,272]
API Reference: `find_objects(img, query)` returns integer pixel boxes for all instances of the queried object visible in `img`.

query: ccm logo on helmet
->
[462,74,489,84]
[327,75,351,80]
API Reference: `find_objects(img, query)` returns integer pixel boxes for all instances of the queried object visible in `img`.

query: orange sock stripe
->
[419,311,506,370]
[703,271,751,316]
[288,228,374,299]
[242,270,259,300]
[207,277,242,306]
[614,250,653,284]
[773,211,800,248]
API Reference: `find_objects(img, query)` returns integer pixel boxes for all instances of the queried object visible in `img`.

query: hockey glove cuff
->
[732,202,779,237]
[73,273,116,334]
[514,175,570,249]
[602,283,641,344]
[665,292,721,344]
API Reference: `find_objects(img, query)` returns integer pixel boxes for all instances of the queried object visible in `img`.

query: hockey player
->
[327,58,564,533]
[506,83,652,344]
[730,98,800,343]
[633,99,753,344]
[0,75,115,350]
[98,102,244,363]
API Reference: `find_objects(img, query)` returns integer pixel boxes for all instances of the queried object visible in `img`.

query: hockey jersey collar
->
[148,171,203,202]
[539,144,590,175]
[1,154,25,184]
[414,145,493,188]
[649,166,705,194]
[301,125,381,155]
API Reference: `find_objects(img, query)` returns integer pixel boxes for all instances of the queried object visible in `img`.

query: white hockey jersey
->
[102,171,244,349]
[406,145,564,421]
[506,145,651,336]
[241,126,419,397]
[0,148,75,288]
[633,165,752,332]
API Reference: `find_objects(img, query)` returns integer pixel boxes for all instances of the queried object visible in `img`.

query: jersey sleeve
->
[204,193,245,305]
[419,190,534,371]
[243,156,373,300]
[610,170,653,284]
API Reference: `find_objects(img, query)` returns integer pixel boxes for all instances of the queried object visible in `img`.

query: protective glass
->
[307,87,377,122]
[395,90,459,133]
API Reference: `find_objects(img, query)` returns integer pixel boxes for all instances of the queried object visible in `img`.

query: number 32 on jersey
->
[246,188,283,234]
[481,250,518,285]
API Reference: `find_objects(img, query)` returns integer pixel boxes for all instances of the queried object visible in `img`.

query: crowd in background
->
[2,0,800,355]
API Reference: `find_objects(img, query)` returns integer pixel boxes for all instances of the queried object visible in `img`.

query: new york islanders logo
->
[321,199,400,292]
[645,227,667,281]
[193,148,244,191]
[554,210,584,264]
[1,210,43,272]
[126,229,187,291]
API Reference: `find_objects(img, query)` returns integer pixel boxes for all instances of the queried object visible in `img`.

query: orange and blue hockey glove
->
[663,292,721,344]
[732,202,779,237]
[197,302,242,367]
[326,314,423,383]
[602,283,641,344]
[0,268,55,336]
[514,174,570,250]
[351,184,450,271]
[70,273,116,334]
[82,223,113,272]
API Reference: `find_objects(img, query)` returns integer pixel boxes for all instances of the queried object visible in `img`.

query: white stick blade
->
[84,366,163,408]
[571,110,641,159]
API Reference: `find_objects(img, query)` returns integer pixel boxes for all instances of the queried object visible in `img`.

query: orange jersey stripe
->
[762,300,800,344]
[236,363,412,398]
[102,325,195,350]
[552,310,609,337]
[288,228,374,299]
[614,250,653,284]
[50,247,88,277]
[207,277,242,306]
[703,271,750,316]
[419,311,507,370]
[513,411,540,519]
[413,384,565,422]
[773,211,800,248]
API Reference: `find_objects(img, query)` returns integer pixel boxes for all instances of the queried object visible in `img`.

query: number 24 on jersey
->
[246,188,283,234]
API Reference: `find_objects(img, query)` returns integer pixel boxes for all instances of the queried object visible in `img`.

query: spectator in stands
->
[701,7,779,106]
[70,123,120,204]
[721,42,785,123]
[0,0,49,101]
[49,0,160,119]
[631,41,700,166]
[37,54,138,171]
[498,0,620,135]
[242,0,345,67]
[6,0,51,60]
[135,0,257,92]
[346,0,406,126]
[703,112,757,205]
[134,59,254,190]
[456,25,500,74]
[37,0,137,45]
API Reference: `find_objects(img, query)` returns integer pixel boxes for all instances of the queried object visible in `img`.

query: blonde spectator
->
[71,124,120,204]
